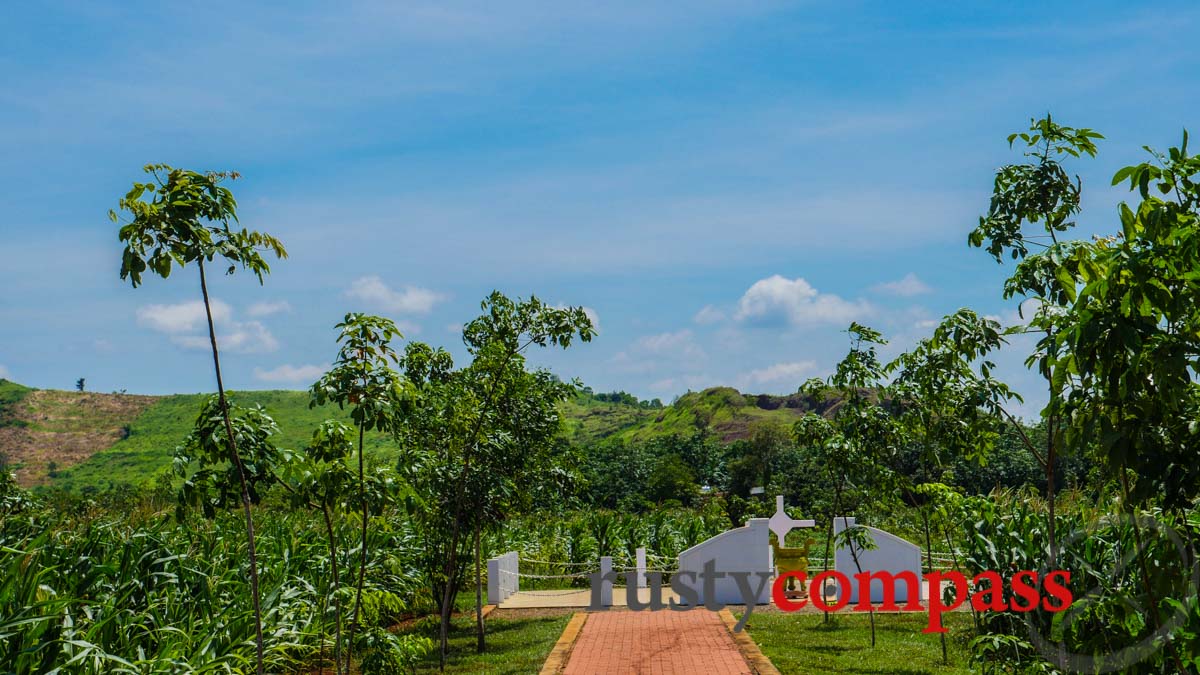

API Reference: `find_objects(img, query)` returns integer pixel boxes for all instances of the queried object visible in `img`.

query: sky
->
[2,1,1198,418]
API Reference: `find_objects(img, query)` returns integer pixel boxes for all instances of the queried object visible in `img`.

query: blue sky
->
[2,1,1198,417]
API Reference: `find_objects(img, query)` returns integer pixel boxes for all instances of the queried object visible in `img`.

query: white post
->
[600,556,613,606]
[505,551,519,600]
[635,547,647,590]
[487,556,501,604]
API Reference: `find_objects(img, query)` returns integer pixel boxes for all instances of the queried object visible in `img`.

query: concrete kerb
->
[539,613,588,675]
[719,608,781,675]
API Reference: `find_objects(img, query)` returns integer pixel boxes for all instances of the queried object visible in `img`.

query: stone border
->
[718,608,781,675]
[538,612,588,675]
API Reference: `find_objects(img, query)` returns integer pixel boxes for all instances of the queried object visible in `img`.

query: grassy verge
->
[403,612,570,674]
[738,610,974,675]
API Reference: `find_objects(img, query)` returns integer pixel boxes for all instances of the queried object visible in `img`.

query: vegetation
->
[4,113,1200,674]
[740,611,973,674]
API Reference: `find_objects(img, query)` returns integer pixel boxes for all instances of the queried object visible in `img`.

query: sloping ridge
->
[0,381,156,487]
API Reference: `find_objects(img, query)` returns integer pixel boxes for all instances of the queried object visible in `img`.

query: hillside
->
[0,379,825,491]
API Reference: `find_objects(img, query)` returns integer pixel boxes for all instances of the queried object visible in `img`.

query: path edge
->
[539,612,588,675]
[718,608,781,675]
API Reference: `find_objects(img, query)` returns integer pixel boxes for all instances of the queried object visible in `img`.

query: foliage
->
[112,165,286,287]
[173,396,285,518]
[646,454,700,506]
[392,292,594,660]
[1055,132,1200,509]
[0,487,425,674]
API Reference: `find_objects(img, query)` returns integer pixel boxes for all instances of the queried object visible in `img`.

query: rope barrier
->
[519,557,597,567]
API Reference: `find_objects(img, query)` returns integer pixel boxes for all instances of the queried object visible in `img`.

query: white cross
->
[769,495,815,542]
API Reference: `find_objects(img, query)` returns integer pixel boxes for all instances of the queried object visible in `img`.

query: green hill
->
[0,378,823,491]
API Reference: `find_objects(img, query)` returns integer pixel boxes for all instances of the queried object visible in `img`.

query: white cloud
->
[253,363,327,384]
[246,300,292,317]
[137,300,232,333]
[138,299,279,354]
[733,275,870,328]
[612,329,706,374]
[172,320,279,354]
[346,276,443,314]
[736,360,818,391]
[871,273,932,297]
[693,304,725,325]
[0,364,10,380]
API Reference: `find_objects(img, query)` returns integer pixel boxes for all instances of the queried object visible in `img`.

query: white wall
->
[676,517,772,605]
[831,517,923,604]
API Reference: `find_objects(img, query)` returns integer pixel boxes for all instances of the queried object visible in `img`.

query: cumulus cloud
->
[733,275,870,327]
[871,273,932,297]
[246,300,292,317]
[346,276,443,314]
[137,300,232,333]
[137,299,279,354]
[736,360,818,391]
[0,364,10,380]
[253,363,327,384]
[612,329,706,374]
[693,305,725,324]
[172,320,279,354]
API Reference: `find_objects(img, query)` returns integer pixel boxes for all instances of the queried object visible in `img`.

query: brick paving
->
[562,609,752,674]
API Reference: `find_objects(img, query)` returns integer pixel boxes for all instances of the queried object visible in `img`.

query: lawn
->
[405,612,571,674]
[737,611,974,675]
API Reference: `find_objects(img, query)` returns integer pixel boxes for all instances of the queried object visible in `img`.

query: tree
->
[794,322,898,646]
[967,115,1102,560]
[282,421,358,675]
[888,309,1016,662]
[75,378,85,392]
[1050,132,1200,672]
[647,454,699,506]
[112,164,286,675]
[310,313,405,673]
[393,292,594,662]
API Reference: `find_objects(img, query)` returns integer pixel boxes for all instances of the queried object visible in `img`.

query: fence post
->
[635,547,646,590]
[600,556,613,607]
[487,555,501,604]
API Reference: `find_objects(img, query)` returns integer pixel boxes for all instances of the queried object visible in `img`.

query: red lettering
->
[1041,571,1072,612]
[810,571,850,612]
[970,570,1008,612]
[922,571,967,634]
[1010,570,1040,612]
[772,572,808,611]
[852,570,924,612]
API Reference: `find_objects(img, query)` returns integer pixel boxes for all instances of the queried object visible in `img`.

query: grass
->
[405,613,571,674]
[738,611,974,675]
[49,390,397,491]
[6,378,835,491]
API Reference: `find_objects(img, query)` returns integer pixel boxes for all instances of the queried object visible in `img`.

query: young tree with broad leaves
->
[888,309,1016,662]
[309,314,405,674]
[282,421,357,675]
[393,292,594,664]
[794,322,898,647]
[113,165,286,675]
[1050,133,1200,672]
[968,115,1102,560]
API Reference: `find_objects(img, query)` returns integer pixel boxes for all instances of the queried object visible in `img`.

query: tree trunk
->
[842,514,875,647]
[199,259,265,675]
[346,424,368,675]
[322,504,343,675]
[475,525,485,653]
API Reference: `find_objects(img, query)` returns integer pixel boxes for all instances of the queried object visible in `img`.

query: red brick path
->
[563,609,752,674]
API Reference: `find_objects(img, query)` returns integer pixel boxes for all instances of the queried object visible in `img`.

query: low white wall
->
[832,517,923,604]
[676,517,772,605]
[487,551,519,604]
